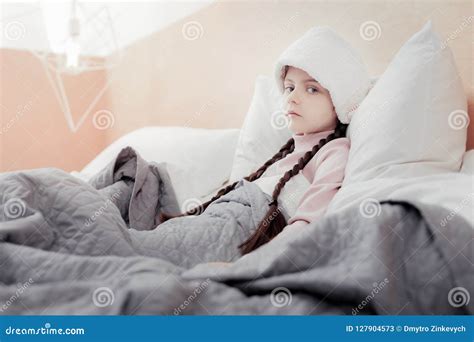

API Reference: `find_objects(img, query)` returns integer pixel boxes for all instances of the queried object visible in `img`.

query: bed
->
[0,21,472,315]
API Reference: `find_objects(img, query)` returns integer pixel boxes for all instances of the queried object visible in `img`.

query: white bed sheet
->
[327,171,473,227]
[71,126,240,209]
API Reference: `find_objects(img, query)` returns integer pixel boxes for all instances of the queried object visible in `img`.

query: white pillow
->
[229,75,292,182]
[345,20,467,182]
[327,21,471,223]
[461,150,474,175]
[75,126,240,208]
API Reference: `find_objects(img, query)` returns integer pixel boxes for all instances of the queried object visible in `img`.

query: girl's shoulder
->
[317,136,350,160]
[302,137,350,180]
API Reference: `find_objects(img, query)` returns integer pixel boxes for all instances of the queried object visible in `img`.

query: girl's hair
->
[159,119,348,256]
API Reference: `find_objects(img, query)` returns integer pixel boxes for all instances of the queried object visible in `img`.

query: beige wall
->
[104,0,473,148]
[0,49,108,172]
[1,0,472,172]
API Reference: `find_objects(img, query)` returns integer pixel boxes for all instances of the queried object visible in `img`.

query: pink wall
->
[0,49,109,172]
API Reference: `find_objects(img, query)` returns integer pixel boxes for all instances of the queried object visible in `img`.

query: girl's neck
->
[292,129,334,151]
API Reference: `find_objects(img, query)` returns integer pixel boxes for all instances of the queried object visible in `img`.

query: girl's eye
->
[284,85,318,94]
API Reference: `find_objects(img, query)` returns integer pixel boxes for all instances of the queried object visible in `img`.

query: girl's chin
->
[288,122,303,133]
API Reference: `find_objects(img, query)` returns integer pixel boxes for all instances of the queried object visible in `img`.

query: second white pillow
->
[345,20,467,183]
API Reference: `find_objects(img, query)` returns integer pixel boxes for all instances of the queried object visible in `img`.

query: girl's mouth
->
[287,111,301,117]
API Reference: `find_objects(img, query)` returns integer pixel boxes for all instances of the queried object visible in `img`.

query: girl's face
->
[283,66,337,135]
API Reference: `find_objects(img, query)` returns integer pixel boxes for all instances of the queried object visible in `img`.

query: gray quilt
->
[0,147,472,315]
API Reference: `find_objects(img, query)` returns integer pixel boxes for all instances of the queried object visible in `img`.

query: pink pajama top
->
[252,129,350,230]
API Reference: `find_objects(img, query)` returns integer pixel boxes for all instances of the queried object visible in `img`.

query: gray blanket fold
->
[0,147,472,315]
[87,146,181,231]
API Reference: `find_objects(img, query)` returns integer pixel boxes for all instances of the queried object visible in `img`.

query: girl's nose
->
[287,90,300,105]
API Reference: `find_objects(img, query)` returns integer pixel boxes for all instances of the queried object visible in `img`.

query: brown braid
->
[160,120,348,256]
[238,120,348,255]
[158,137,296,222]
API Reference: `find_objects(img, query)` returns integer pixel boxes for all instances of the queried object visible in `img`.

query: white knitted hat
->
[274,26,372,124]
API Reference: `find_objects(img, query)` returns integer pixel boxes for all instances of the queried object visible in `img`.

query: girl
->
[160,26,372,257]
